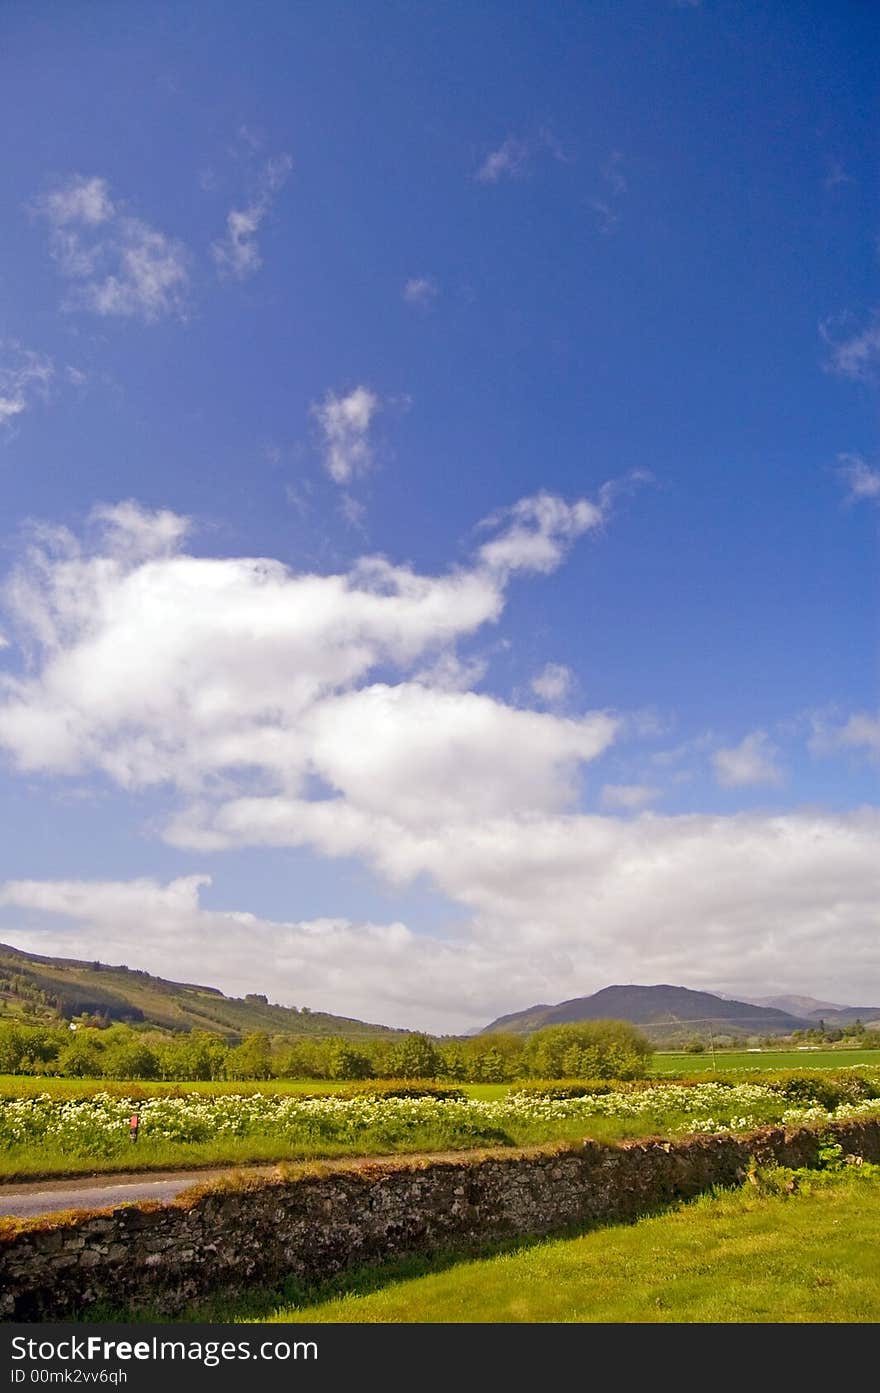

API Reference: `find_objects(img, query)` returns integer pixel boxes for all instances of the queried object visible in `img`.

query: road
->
[0,1146,493,1220]
[0,1166,273,1219]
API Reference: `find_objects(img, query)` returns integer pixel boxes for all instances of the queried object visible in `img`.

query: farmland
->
[651,1048,880,1073]
[1,1072,878,1182]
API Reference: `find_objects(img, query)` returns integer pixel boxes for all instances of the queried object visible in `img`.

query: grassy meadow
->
[256,1167,880,1324]
[651,1048,880,1073]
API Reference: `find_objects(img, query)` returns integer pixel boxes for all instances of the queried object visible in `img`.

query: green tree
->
[102,1039,160,1080]
[386,1033,443,1079]
[439,1044,468,1081]
[524,1020,651,1080]
[225,1032,273,1080]
[0,1024,27,1074]
[327,1041,374,1080]
[57,1035,104,1077]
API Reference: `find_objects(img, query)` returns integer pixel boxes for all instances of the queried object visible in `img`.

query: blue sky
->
[0,1,877,1031]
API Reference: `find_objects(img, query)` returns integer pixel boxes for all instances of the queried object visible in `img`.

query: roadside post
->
[129,1113,139,1143]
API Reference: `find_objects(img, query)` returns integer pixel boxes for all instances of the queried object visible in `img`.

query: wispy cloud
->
[36,175,190,322]
[591,151,627,234]
[403,276,439,309]
[599,783,660,811]
[312,385,381,484]
[0,343,54,428]
[530,662,573,704]
[713,731,783,788]
[475,129,567,184]
[211,153,293,280]
[838,453,880,503]
[339,492,367,532]
[821,312,880,382]
[824,160,853,191]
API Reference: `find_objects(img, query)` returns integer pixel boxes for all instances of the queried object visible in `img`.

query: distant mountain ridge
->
[0,941,405,1041]
[482,984,817,1037]
[737,993,880,1028]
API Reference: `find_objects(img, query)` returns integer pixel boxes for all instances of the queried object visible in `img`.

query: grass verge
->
[254,1167,880,1324]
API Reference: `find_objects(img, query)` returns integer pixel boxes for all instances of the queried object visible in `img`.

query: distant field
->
[261,1170,880,1324]
[651,1048,879,1073]
[0,1076,507,1103]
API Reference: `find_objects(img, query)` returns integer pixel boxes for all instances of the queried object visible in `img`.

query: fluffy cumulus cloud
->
[0,343,53,427]
[36,175,189,322]
[311,386,381,484]
[2,494,877,1026]
[0,491,614,801]
[4,805,880,1029]
[211,154,292,279]
[713,731,783,788]
[477,491,606,575]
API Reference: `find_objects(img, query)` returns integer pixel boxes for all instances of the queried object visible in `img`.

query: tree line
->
[0,1019,652,1082]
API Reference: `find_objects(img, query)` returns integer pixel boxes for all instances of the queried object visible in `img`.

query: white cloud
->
[0,344,54,427]
[5,496,875,1024]
[821,313,880,382]
[810,709,880,763]
[412,651,488,692]
[37,175,189,322]
[311,386,381,484]
[475,130,567,185]
[403,277,439,309]
[41,175,114,227]
[599,783,660,811]
[7,800,879,1030]
[838,453,880,502]
[0,491,613,801]
[531,662,573,704]
[477,490,607,575]
[475,136,532,184]
[211,153,292,280]
[591,151,627,234]
[713,731,783,788]
[339,493,367,531]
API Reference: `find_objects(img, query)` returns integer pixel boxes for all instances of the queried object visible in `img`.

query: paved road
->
[0,1147,482,1220]
[0,1167,271,1219]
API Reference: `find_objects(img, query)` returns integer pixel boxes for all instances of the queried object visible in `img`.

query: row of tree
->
[0,1019,652,1082]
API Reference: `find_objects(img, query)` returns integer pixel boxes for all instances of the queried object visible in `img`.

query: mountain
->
[0,941,404,1041]
[740,994,846,1015]
[482,984,812,1037]
[737,994,880,1028]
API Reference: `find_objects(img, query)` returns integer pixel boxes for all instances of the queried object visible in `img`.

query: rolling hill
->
[482,984,813,1038]
[0,941,404,1041]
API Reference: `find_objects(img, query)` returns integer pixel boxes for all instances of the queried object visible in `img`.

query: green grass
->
[256,1169,880,1324]
[651,1048,879,1072]
[0,1075,509,1102]
[0,1111,704,1183]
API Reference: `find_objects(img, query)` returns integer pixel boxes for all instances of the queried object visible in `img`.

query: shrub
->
[523,1020,652,1080]
[508,1079,617,1099]
[337,1080,466,1100]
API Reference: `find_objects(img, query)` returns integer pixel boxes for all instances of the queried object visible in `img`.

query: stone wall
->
[2,1118,879,1321]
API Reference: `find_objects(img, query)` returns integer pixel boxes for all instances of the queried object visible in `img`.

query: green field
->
[0,1075,508,1102]
[258,1169,880,1324]
[651,1048,878,1073]
[2,1072,878,1183]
